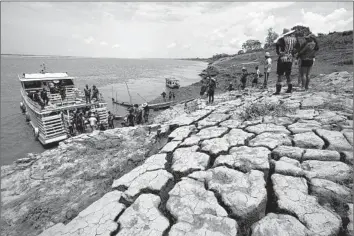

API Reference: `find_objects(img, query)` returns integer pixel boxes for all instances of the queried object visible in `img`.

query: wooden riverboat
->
[19,68,108,145]
[165,78,180,89]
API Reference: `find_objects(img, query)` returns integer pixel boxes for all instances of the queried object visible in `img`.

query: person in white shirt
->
[88,113,97,131]
[263,52,272,88]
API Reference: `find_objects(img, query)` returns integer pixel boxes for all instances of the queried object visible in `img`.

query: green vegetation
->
[240,102,296,121]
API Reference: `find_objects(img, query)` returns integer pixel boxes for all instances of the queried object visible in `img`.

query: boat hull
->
[166,84,180,89]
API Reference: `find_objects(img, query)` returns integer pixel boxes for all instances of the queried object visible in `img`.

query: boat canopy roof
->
[19,72,75,82]
[166,77,179,82]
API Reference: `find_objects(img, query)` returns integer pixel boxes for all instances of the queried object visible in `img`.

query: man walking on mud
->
[273,28,297,95]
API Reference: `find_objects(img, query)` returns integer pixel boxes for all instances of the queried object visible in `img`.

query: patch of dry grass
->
[240,102,297,120]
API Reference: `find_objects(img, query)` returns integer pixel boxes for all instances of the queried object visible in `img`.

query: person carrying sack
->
[273,28,297,95]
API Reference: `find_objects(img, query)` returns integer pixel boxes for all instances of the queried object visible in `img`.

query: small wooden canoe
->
[113,98,196,111]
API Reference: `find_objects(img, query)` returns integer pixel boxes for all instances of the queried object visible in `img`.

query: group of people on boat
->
[28,80,69,109]
[122,103,150,127]
[201,28,319,98]
[65,107,115,136]
[84,84,100,103]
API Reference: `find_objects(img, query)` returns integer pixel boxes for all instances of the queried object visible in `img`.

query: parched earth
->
[37,72,353,236]
[1,125,171,236]
[40,70,353,236]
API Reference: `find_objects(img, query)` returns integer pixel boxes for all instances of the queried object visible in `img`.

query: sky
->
[1,2,353,58]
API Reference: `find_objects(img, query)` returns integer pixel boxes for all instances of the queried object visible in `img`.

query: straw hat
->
[142,103,148,108]
[273,28,296,43]
[241,66,247,71]
[265,52,270,57]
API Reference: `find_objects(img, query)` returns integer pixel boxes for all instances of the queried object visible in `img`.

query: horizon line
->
[1,53,210,60]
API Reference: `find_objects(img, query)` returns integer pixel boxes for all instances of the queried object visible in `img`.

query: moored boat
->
[19,66,108,145]
[165,77,180,89]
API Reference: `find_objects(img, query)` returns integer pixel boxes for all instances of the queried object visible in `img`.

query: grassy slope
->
[149,32,352,106]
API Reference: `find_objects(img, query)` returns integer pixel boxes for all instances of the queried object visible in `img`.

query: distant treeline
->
[209,27,353,61]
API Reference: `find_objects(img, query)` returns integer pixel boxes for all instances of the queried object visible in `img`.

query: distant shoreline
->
[1,54,211,61]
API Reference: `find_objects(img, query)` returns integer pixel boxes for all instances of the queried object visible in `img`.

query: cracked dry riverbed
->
[5,72,354,236]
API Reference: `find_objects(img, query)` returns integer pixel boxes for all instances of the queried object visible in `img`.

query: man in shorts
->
[273,28,297,95]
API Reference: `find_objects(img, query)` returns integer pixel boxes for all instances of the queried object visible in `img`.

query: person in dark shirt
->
[161,91,167,102]
[108,111,114,129]
[240,67,248,90]
[169,91,172,100]
[35,90,45,109]
[252,66,260,87]
[127,108,135,127]
[84,85,91,103]
[172,91,175,100]
[91,85,99,101]
[207,77,216,103]
[40,88,49,105]
[274,28,297,95]
[59,84,66,101]
[296,33,319,91]
[227,82,234,91]
[142,103,149,123]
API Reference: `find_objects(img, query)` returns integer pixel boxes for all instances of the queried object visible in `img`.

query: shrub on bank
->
[240,102,296,120]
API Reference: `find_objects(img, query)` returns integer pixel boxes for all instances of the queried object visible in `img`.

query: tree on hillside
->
[264,28,279,49]
[242,39,262,52]
[291,25,311,37]
[238,50,245,55]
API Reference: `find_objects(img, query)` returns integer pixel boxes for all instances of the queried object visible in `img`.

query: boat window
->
[23,81,42,89]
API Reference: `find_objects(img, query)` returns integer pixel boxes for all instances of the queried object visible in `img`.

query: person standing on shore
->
[134,104,143,125]
[127,108,135,127]
[240,67,248,90]
[207,77,216,103]
[142,103,150,123]
[296,33,319,91]
[161,91,167,102]
[84,85,91,104]
[228,82,234,91]
[252,66,260,87]
[172,91,175,100]
[200,78,208,98]
[108,111,114,129]
[263,52,272,88]
[168,91,172,101]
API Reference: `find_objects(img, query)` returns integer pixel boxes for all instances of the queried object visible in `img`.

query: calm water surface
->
[1,55,207,165]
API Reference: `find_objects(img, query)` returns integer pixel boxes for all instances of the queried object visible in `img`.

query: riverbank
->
[31,70,353,236]
[1,70,353,236]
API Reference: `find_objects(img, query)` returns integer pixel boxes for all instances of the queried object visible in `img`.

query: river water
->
[1,55,207,165]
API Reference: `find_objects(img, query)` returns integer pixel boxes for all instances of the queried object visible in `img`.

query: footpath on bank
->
[35,71,354,236]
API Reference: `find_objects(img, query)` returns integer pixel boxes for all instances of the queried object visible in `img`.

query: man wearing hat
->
[273,28,297,95]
